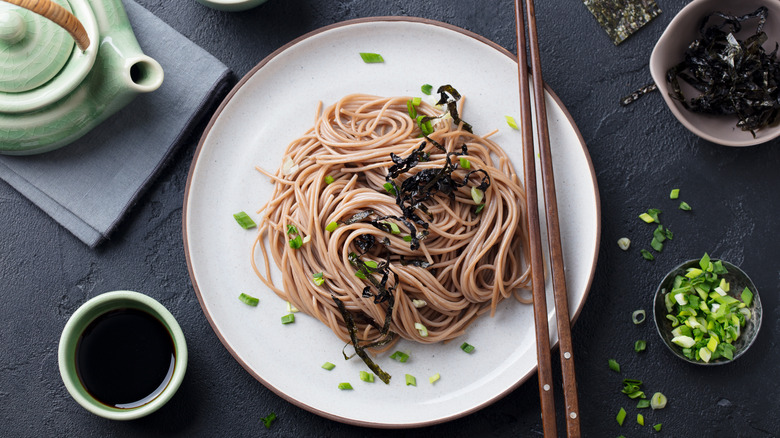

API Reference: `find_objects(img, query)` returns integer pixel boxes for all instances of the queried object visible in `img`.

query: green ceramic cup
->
[58,290,187,420]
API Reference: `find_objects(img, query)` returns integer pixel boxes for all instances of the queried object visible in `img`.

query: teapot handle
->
[2,0,90,51]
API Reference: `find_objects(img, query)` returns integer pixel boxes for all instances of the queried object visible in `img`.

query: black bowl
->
[653,259,762,365]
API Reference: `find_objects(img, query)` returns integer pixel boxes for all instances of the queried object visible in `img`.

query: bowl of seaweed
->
[650,0,780,146]
[653,254,762,366]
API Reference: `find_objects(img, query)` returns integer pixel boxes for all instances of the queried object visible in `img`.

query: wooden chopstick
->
[514,0,581,437]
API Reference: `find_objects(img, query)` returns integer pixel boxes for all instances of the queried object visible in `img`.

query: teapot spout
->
[126,55,164,93]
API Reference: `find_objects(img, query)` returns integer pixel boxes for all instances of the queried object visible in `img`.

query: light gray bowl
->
[653,259,762,366]
[649,0,780,146]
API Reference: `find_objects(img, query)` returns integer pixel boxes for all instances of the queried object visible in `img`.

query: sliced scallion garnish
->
[640,249,655,261]
[505,115,519,130]
[679,201,692,211]
[471,186,484,204]
[261,412,277,429]
[359,52,384,63]
[429,373,441,384]
[281,313,295,324]
[321,362,335,370]
[312,272,325,286]
[238,293,259,307]
[459,157,471,169]
[390,351,409,362]
[414,322,428,337]
[288,235,303,249]
[636,399,650,409]
[616,407,627,426]
[608,359,620,372]
[634,340,646,352]
[324,175,335,185]
[670,188,680,199]
[338,382,353,390]
[359,371,375,383]
[632,309,646,324]
[617,237,631,251]
[421,84,433,95]
[325,221,338,232]
[233,211,257,229]
[460,342,475,353]
[650,392,667,409]
[654,424,662,431]
[405,374,416,386]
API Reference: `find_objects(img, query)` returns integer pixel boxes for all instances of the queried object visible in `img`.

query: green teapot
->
[0,0,163,155]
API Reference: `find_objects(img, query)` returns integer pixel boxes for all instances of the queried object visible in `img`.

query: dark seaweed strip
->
[620,82,658,106]
[583,0,662,45]
[332,296,392,384]
[666,7,780,136]
[435,85,472,133]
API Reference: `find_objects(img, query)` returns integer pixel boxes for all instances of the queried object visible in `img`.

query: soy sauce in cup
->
[76,308,175,408]
[59,291,187,420]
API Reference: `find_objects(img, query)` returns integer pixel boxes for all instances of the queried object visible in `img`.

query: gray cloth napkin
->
[0,0,232,247]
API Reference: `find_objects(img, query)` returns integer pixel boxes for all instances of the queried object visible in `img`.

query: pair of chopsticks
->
[514,0,581,437]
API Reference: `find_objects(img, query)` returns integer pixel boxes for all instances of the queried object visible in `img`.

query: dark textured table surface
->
[2,0,779,436]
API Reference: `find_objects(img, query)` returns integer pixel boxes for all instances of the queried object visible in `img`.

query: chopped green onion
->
[638,212,655,223]
[421,84,433,95]
[286,301,299,313]
[233,211,257,229]
[616,407,627,426]
[670,188,680,199]
[363,260,378,270]
[354,270,368,280]
[637,413,644,426]
[741,287,753,306]
[324,175,335,185]
[647,208,661,222]
[651,237,664,252]
[312,272,325,286]
[636,399,650,409]
[411,97,422,106]
[412,299,427,308]
[634,340,646,352]
[679,201,692,211]
[460,342,475,353]
[261,412,277,429]
[286,224,299,235]
[505,115,519,130]
[414,322,428,337]
[429,373,440,384]
[238,293,259,307]
[406,99,417,119]
[632,309,646,324]
[325,221,339,232]
[359,371,375,383]
[608,359,620,372]
[359,52,384,63]
[654,423,662,431]
[471,186,484,204]
[338,382,353,390]
[640,249,655,261]
[405,374,416,386]
[383,182,397,196]
[459,157,471,169]
[321,362,335,370]
[281,313,295,324]
[650,392,667,409]
[474,204,485,214]
[288,235,303,249]
[617,237,631,251]
[402,235,413,242]
[381,221,400,234]
[390,351,410,363]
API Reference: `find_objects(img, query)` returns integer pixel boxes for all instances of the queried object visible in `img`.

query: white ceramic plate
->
[184,18,600,428]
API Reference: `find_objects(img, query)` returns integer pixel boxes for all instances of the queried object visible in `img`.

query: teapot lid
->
[0,0,98,114]
[0,1,75,93]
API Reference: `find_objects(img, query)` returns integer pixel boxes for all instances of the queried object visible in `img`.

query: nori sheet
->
[584,0,662,45]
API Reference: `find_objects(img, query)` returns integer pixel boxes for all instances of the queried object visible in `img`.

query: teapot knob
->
[0,9,26,45]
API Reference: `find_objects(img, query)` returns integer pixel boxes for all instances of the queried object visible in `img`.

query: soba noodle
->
[251,92,531,355]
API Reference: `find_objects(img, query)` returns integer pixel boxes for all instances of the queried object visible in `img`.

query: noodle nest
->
[251,93,531,351]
